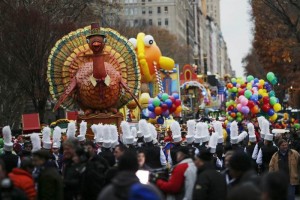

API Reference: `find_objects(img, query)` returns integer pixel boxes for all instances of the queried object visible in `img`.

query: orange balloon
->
[175,106,182,114]
[227,83,233,89]
[154,107,162,115]
[231,113,236,118]
[251,106,259,114]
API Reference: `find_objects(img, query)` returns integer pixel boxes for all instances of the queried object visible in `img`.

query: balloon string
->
[154,62,164,94]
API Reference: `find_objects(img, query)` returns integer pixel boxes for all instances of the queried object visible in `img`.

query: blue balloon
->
[142,109,149,117]
[232,82,237,87]
[254,78,259,83]
[268,109,275,116]
[165,99,173,108]
[148,104,155,112]
[251,94,258,101]
[157,93,162,100]
[157,116,164,124]
[172,93,179,100]
[258,94,262,100]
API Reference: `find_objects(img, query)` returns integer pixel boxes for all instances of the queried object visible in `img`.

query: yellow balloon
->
[262,93,269,97]
[258,89,264,95]
[259,79,265,85]
[270,113,278,121]
[273,103,282,112]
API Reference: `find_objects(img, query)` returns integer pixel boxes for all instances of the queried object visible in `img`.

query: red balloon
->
[169,96,175,103]
[227,105,234,111]
[174,99,181,107]
[247,100,255,109]
[241,83,247,89]
[169,104,176,113]
[154,107,162,115]
[263,96,270,104]
[161,103,168,111]
[238,89,245,96]
[262,103,271,112]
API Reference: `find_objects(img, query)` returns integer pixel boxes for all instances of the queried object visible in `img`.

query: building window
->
[142,0,145,5]
[134,19,139,26]
[165,18,168,26]
[164,6,168,13]
[148,7,152,15]
[158,18,161,26]
[142,7,146,14]
[148,0,151,2]
[149,19,153,25]
[157,7,161,14]
[142,19,146,26]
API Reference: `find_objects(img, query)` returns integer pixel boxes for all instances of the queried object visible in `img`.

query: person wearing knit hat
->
[77,121,87,145]
[0,126,19,173]
[193,149,227,200]
[142,123,167,169]
[98,125,115,167]
[256,119,278,173]
[42,127,52,150]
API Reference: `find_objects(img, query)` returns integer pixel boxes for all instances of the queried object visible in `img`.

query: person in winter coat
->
[9,157,36,200]
[32,150,63,200]
[193,150,227,200]
[98,151,140,199]
[269,139,300,200]
[156,146,197,200]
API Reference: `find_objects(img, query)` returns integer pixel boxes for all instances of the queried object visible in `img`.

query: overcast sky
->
[220,0,253,78]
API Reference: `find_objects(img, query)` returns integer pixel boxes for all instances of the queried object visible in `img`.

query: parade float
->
[123,33,179,123]
[47,23,141,138]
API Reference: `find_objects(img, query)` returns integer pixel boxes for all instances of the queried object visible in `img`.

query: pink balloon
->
[237,104,242,112]
[241,106,250,114]
[241,98,249,106]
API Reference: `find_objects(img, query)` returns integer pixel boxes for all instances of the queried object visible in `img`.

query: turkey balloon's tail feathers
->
[53,77,77,111]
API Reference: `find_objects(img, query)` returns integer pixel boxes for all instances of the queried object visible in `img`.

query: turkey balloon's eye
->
[86,38,90,44]
[129,38,137,49]
[144,35,154,47]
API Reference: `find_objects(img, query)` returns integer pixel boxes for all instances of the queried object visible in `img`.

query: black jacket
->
[193,163,227,200]
[0,151,18,174]
[98,171,140,200]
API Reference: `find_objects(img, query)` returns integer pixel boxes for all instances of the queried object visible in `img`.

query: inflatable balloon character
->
[129,33,175,83]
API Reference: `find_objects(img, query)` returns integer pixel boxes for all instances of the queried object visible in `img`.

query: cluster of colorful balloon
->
[225,72,282,122]
[147,93,182,124]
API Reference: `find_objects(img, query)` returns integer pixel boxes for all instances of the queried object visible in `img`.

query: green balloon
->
[232,87,238,93]
[271,78,278,85]
[244,90,252,99]
[269,90,275,97]
[237,116,242,122]
[228,116,233,121]
[226,102,230,107]
[161,93,169,101]
[237,112,242,117]
[267,72,275,81]
[231,78,237,83]
[247,75,254,82]
[0,139,3,148]
[270,97,277,105]
[153,97,161,107]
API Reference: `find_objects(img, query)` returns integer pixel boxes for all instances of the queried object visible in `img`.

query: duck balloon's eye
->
[144,35,154,47]
[129,38,137,49]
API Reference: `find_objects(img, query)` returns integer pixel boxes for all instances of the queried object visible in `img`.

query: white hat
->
[102,125,111,148]
[137,131,143,138]
[194,123,202,144]
[66,121,76,140]
[186,135,194,144]
[42,126,52,150]
[272,129,289,137]
[53,126,62,149]
[77,121,87,142]
[94,124,104,143]
[2,126,13,151]
[110,125,119,148]
[247,123,256,142]
[52,142,59,149]
[208,132,218,153]
[121,121,134,145]
[170,121,182,143]
[230,121,239,144]
[148,123,157,144]
[139,119,151,143]
[186,120,195,144]
[200,123,210,143]
[30,133,41,152]
[131,127,137,139]
[213,121,224,143]
[257,116,265,138]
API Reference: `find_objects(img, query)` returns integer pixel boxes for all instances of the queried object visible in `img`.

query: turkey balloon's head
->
[87,35,106,55]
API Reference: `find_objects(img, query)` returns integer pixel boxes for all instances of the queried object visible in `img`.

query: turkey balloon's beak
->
[159,56,175,71]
